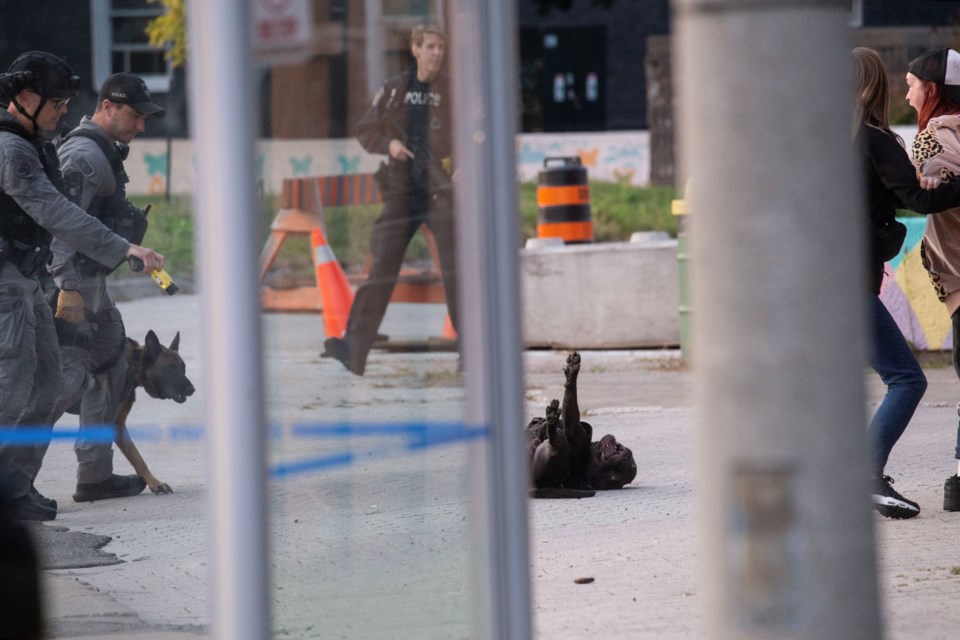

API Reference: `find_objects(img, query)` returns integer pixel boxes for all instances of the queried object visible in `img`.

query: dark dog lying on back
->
[525,352,637,498]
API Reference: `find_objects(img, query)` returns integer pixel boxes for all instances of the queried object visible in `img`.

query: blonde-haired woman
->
[906,48,960,511]
[854,47,960,517]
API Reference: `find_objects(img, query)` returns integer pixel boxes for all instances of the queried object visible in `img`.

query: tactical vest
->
[0,120,58,254]
[60,128,146,275]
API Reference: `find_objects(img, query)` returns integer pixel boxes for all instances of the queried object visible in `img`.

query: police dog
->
[525,352,637,498]
[113,330,195,493]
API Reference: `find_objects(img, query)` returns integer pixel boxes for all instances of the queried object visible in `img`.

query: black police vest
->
[60,128,146,274]
[61,128,129,215]
[0,120,59,250]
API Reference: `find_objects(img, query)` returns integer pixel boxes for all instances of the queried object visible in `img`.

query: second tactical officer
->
[48,73,167,503]
[0,52,164,521]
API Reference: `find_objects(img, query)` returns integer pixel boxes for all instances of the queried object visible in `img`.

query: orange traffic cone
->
[311,228,354,338]
[442,314,457,340]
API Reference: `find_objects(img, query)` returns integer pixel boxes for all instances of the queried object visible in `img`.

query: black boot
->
[73,474,147,503]
[29,484,56,511]
[9,494,56,521]
[945,475,960,512]
[322,336,367,376]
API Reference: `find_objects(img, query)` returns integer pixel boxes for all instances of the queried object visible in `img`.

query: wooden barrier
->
[259,175,445,313]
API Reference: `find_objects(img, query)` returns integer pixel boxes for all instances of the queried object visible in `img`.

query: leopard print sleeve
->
[912,130,955,181]
[913,130,943,166]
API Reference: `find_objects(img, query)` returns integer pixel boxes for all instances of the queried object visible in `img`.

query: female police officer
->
[0,51,163,520]
[323,25,458,376]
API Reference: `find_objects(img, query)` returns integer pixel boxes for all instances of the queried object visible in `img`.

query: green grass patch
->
[322,202,432,273]
[125,182,678,282]
[519,182,677,241]
[128,195,195,275]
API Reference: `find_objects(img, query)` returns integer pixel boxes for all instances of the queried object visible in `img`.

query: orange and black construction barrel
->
[536,156,593,243]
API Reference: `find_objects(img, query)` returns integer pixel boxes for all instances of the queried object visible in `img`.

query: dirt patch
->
[26,523,121,570]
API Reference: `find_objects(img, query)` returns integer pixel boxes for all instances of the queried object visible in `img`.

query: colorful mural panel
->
[515,131,650,187]
[880,217,953,350]
[122,132,653,196]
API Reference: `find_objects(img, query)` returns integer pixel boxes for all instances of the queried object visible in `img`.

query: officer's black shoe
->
[10,495,56,522]
[322,337,367,376]
[29,485,56,511]
[73,474,147,503]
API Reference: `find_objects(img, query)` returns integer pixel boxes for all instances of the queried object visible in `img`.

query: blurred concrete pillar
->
[187,0,269,638]
[673,0,881,638]
[448,1,532,639]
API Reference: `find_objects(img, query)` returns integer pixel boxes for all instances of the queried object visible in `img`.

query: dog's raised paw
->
[564,351,581,384]
[545,399,560,423]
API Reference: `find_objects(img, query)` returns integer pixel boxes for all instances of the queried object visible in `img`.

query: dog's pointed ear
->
[143,330,162,365]
[170,331,180,352]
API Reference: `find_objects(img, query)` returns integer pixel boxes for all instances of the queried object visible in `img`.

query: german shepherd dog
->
[113,331,195,493]
[525,352,637,498]
[57,330,195,494]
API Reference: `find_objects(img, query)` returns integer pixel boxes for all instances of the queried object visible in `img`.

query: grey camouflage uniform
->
[0,109,128,499]
[48,116,130,485]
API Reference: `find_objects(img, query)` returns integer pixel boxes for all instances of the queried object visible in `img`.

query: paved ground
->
[19,292,960,638]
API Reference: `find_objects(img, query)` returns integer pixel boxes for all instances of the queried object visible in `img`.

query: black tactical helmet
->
[6,51,80,99]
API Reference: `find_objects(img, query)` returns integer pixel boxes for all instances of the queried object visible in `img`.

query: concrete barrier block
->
[520,240,680,349]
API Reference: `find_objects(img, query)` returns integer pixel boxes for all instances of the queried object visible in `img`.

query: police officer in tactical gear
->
[46,73,166,504]
[323,24,458,376]
[0,52,164,521]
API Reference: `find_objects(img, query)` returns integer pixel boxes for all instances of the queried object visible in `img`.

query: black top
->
[403,77,434,189]
[858,123,960,292]
[356,70,453,198]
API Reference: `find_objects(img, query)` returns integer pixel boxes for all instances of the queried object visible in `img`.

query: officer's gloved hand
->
[55,290,84,323]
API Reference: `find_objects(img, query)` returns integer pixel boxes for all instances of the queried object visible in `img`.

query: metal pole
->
[449,1,532,639]
[674,0,881,638]
[164,132,172,203]
[186,1,270,638]
[364,0,384,97]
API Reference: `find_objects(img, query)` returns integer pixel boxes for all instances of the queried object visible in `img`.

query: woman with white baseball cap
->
[905,47,960,512]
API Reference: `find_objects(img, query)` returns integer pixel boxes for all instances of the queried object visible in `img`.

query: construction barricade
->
[259,174,455,342]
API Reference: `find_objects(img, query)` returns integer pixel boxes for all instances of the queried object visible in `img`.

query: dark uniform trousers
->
[346,186,458,353]
[47,274,127,485]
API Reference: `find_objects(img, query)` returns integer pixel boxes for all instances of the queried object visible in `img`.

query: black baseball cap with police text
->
[908,48,960,103]
[98,73,165,117]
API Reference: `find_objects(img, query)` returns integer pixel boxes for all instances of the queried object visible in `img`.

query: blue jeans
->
[868,296,927,475]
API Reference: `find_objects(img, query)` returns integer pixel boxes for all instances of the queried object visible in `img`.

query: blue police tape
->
[0,421,490,480]
[0,421,488,445]
[168,425,206,441]
[272,422,490,479]
[0,426,116,445]
[0,423,347,444]
[271,451,356,478]
[290,421,489,449]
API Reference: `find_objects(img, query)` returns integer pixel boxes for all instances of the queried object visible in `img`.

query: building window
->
[850,0,863,28]
[382,0,433,17]
[91,0,170,93]
[364,0,445,95]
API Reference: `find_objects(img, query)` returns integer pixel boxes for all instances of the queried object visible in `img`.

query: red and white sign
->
[253,0,312,51]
